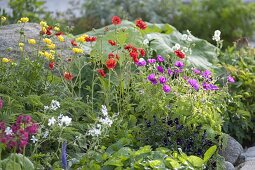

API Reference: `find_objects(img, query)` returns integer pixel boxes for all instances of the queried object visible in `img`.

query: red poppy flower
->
[85,36,97,42]
[108,53,115,59]
[108,40,116,46]
[135,19,147,30]
[106,58,117,69]
[55,32,64,37]
[49,62,55,70]
[138,48,146,57]
[46,26,53,35]
[174,50,185,59]
[112,16,121,25]
[124,44,137,52]
[132,56,139,63]
[130,51,139,59]
[71,40,78,46]
[97,69,106,78]
[64,72,74,81]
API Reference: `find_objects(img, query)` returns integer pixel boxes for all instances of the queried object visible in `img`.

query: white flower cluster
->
[212,30,221,42]
[48,114,72,127]
[44,100,60,111]
[87,124,102,137]
[87,105,118,137]
[181,30,192,42]
[171,43,192,55]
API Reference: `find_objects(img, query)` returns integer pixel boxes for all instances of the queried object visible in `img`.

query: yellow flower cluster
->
[40,21,48,27]
[58,35,65,42]
[19,43,24,51]
[47,43,56,49]
[39,51,54,61]
[40,21,48,34]
[72,48,84,54]
[54,26,60,32]
[28,39,36,45]
[19,17,29,23]
[1,16,6,23]
[43,38,52,45]
[43,38,56,50]
[2,58,11,63]
[76,34,88,43]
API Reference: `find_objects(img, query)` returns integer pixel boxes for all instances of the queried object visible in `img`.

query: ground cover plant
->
[0,15,242,170]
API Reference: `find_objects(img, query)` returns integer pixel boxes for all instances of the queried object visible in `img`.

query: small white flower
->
[172,43,181,51]
[31,135,38,143]
[99,117,113,127]
[214,30,221,37]
[139,89,145,94]
[50,100,60,111]
[5,127,13,135]
[187,30,192,36]
[59,115,72,127]
[88,124,102,137]
[101,105,108,116]
[43,130,49,138]
[212,30,221,42]
[48,117,56,126]
[44,106,49,111]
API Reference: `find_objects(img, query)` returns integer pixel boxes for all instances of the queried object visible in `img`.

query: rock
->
[224,161,235,170]
[222,135,243,165]
[0,23,90,60]
[235,160,255,170]
[244,146,255,161]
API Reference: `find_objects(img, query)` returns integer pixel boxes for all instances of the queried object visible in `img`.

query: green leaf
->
[5,160,21,170]
[165,157,181,169]
[134,145,151,156]
[149,160,164,168]
[203,145,217,162]
[187,156,204,168]
[104,158,123,167]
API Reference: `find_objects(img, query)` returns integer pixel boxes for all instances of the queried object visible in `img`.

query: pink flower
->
[0,98,3,110]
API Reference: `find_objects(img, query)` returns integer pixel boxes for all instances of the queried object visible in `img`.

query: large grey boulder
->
[236,160,255,170]
[0,23,90,60]
[224,161,235,170]
[222,135,244,165]
[244,146,255,161]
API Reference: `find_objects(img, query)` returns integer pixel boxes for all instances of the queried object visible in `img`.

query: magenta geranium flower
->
[187,79,200,91]
[157,66,164,73]
[147,73,157,85]
[174,61,184,69]
[159,76,167,84]
[227,75,235,83]
[163,84,171,93]
[157,55,164,62]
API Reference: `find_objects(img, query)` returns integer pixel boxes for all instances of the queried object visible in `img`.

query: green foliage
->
[220,47,255,145]
[74,0,255,48]
[72,138,217,169]
[172,0,255,48]
[0,153,34,170]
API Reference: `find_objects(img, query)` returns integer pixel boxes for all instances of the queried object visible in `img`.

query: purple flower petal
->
[157,55,164,62]
[174,61,184,69]
[159,76,167,84]
[136,58,146,66]
[148,59,156,64]
[193,68,201,75]
[157,66,164,73]
[227,75,235,83]
[187,79,200,91]
[163,84,171,93]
